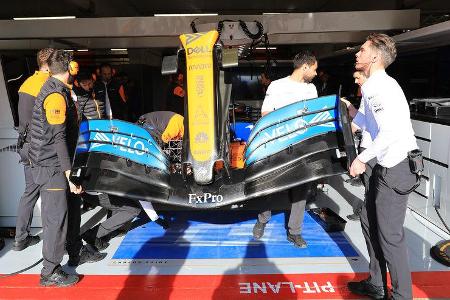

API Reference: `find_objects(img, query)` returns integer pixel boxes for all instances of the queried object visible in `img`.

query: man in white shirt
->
[261,57,318,114]
[345,33,418,300]
[253,50,318,248]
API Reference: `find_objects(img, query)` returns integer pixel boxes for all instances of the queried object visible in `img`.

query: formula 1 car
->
[71,30,356,209]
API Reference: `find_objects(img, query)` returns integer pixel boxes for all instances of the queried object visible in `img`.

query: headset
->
[69,60,79,76]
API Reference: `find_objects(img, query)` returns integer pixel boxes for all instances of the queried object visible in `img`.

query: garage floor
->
[0,175,449,299]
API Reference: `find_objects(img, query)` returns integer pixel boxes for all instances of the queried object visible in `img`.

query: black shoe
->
[287,233,307,248]
[13,235,40,251]
[92,238,109,251]
[82,226,110,251]
[82,237,109,252]
[40,267,79,287]
[155,218,170,229]
[347,279,385,299]
[68,245,107,267]
[347,213,361,221]
[252,220,266,239]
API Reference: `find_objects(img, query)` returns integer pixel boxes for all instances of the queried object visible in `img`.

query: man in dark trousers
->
[93,63,128,120]
[346,33,419,300]
[81,193,142,251]
[29,50,103,286]
[73,71,105,212]
[61,72,107,268]
[13,48,54,251]
[252,51,319,248]
[74,72,142,251]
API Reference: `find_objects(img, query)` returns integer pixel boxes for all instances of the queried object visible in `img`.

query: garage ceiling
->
[0,0,449,64]
[1,0,449,19]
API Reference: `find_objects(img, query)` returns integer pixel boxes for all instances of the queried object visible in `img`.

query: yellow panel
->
[180,31,219,162]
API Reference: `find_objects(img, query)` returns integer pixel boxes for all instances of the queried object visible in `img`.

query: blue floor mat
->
[112,211,358,260]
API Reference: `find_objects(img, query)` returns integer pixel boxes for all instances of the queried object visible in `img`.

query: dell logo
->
[187,46,211,55]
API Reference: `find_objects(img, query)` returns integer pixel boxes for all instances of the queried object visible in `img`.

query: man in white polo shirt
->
[346,33,418,300]
[260,56,318,113]
[252,50,318,248]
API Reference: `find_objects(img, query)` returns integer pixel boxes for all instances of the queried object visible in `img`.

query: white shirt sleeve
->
[261,82,276,113]
[357,90,399,163]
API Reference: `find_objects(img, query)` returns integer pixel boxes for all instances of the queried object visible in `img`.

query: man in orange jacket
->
[13,48,54,251]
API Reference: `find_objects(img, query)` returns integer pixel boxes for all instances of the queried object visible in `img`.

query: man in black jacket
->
[28,50,86,286]
[93,63,128,120]
[73,72,105,120]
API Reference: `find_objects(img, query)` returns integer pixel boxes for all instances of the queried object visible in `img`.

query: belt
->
[377,158,408,172]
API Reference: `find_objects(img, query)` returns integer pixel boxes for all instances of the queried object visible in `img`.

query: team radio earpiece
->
[69,60,79,76]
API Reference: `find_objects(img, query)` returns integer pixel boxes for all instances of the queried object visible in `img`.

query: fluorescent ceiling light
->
[13,16,76,20]
[154,13,218,17]
[255,47,277,50]
[77,49,89,52]
[111,48,128,51]
[64,49,74,52]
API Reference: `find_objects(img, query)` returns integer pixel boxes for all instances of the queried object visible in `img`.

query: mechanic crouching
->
[134,110,185,227]
[79,108,179,245]
[138,111,184,146]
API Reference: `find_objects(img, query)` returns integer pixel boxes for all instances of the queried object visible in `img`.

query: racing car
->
[70,30,356,209]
